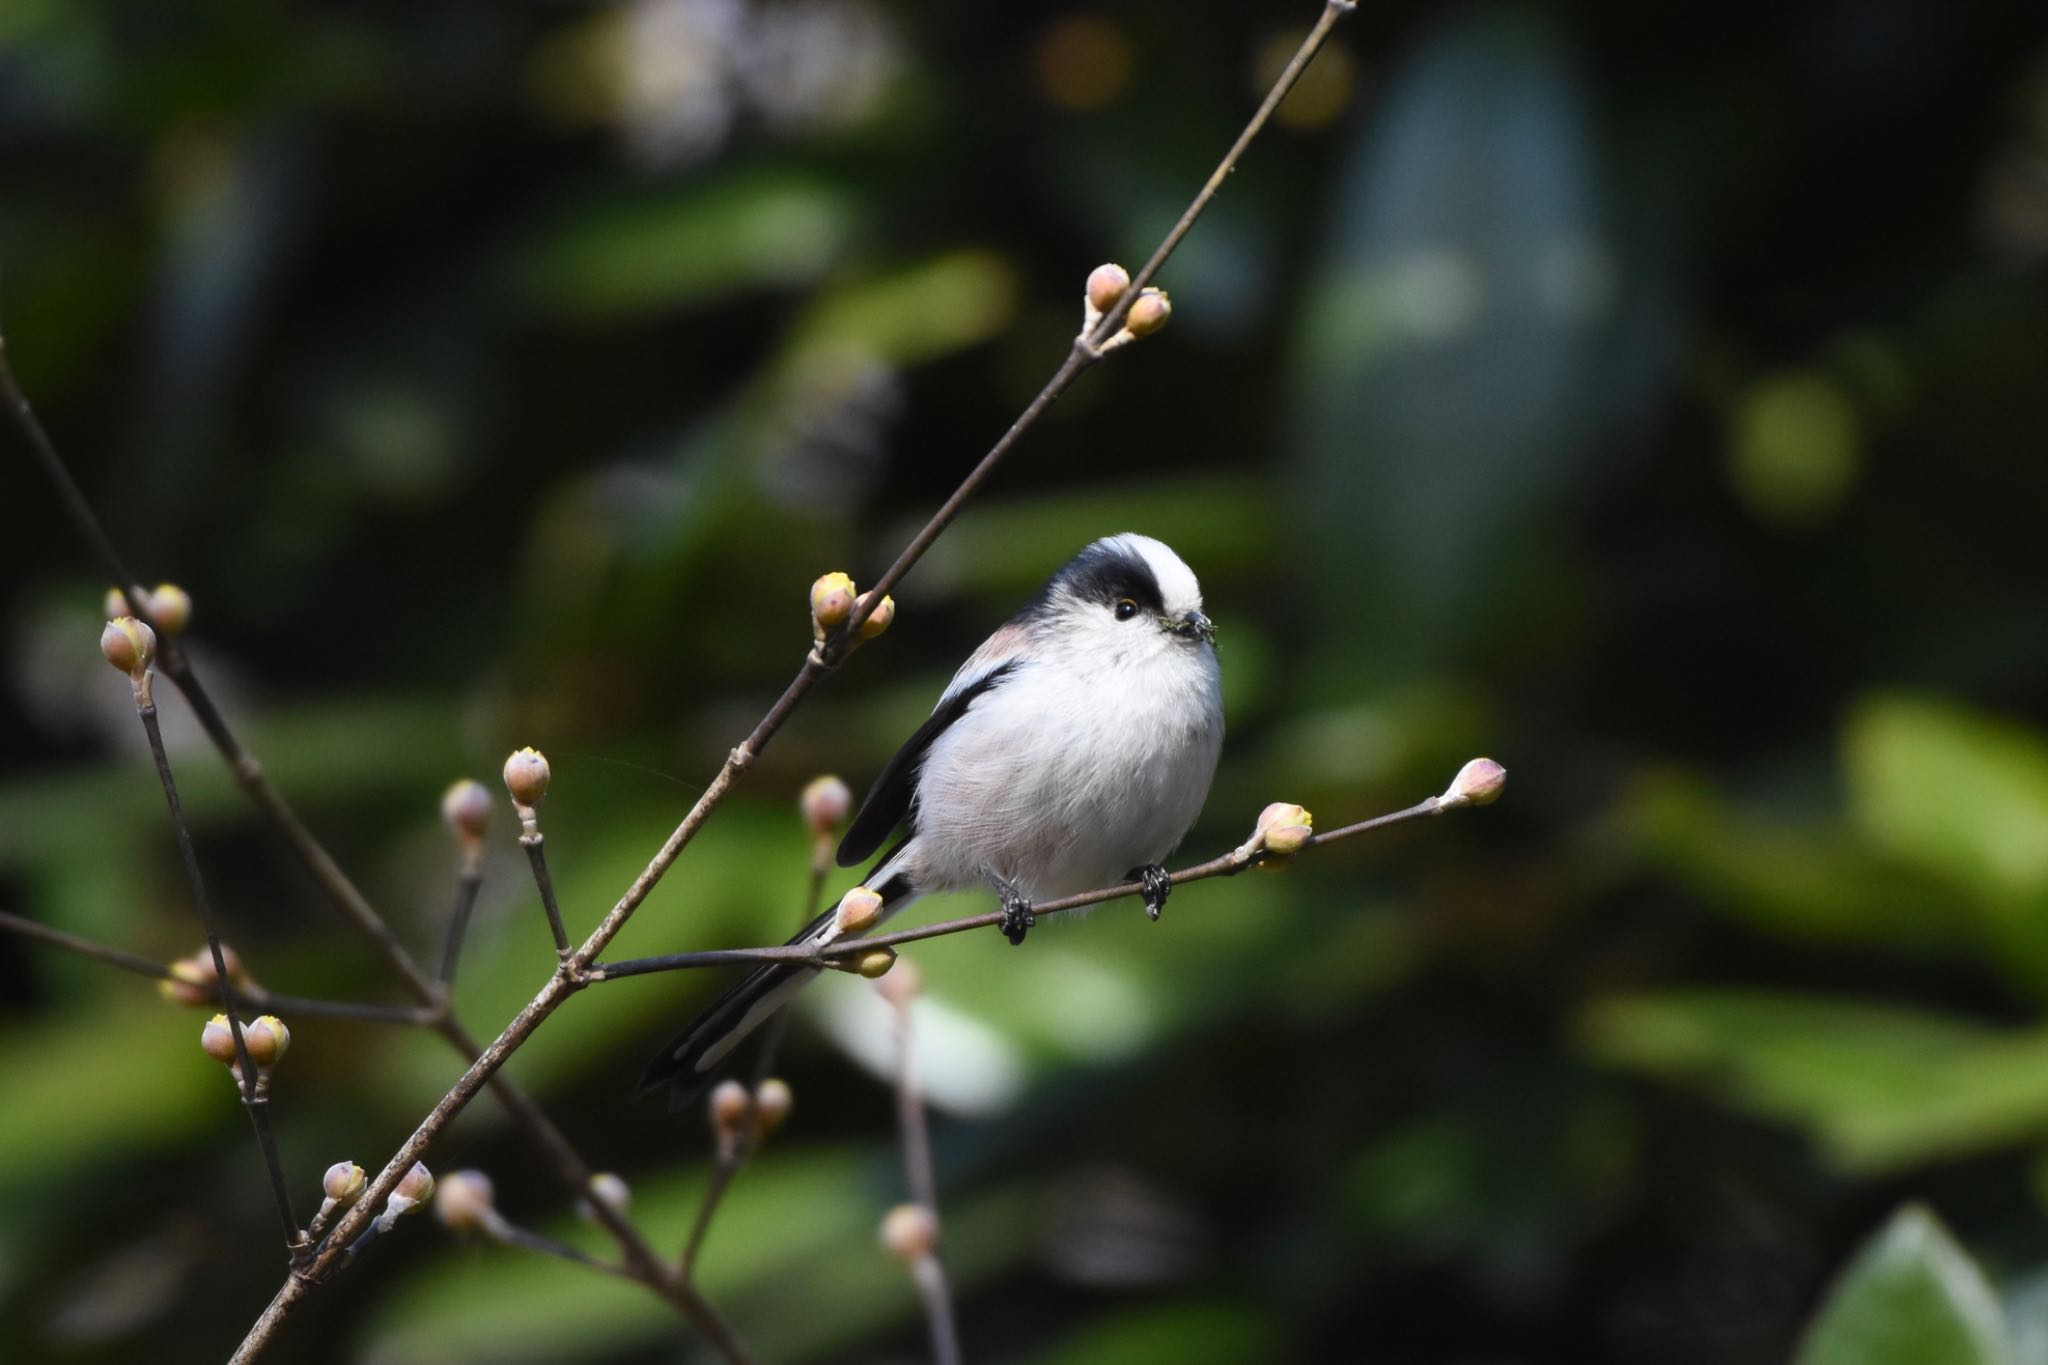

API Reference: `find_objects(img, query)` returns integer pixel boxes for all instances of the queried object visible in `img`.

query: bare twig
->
[881,973,962,1365]
[591,793,1450,982]
[437,851,484,986]
[131,672,300,1252]
[0,911,445,1023]
[0,328,723,1333]
[522,834,572,960]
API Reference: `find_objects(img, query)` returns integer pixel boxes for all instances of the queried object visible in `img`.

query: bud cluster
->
[809,573,895,645]
[200,1011,290,1081]
[707,1077,796,1159]
[1079,261,1171,353]
[441,778,493,856]
[159,943,251,1008]
[1254,802,1315,859]
[879,1202,939,1263]
[1438,757,1507,810]
[104,582,193,636]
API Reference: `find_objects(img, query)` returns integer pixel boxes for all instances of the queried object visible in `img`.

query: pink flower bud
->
[145,583,192,635]
[800,776,852,833]
[753,1078,793,1136]
[100,617,155,675]
[394,1162,436,1205]
[243,1015,290,1068]
[200,1014,239,1067]
[502,748,551,807]
[879,1203,939,1261]
[1124,287,1171,337]
[1439,757,1507,809]
[811,573,857,631]
[856,593,895,641]
[434,1169,496,1233]
[441,779,492,845]
[1086,262,1132,315]
[834,885,886,935]
[323,1161,367,1204]
[709,1080,753,1139]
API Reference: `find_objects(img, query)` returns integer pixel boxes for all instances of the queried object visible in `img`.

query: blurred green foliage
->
[4,1,2048,1363]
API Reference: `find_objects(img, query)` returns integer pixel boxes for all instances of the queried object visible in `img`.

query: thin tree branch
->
[591,793,1449,981]
[0,911,452,1025]
[133,677,300,1252]
[437,852,484,986]
[0,328,714,1314]
[522,834,572,960]
[886,981,961,1365]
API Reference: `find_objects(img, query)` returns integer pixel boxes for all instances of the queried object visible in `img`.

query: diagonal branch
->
[589,789,1468,982]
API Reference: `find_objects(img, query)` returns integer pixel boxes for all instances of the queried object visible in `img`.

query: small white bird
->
[637,534,1225,1104]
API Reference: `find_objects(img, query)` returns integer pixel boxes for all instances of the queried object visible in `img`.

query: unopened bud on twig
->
[1085,262,1131,319]
[874,954,922,1008]
[377,1163,435,1230]
[753,1078,793,1137]
[851,946,898,979]
[834,885,886,936]
[502,748,551,809]
[1255,802,1315,856]
[434,1169,497,1234]
[100,617,155,677]
[801,776,852,834]
[242,1015,291,1069]
[1124,287,1171,338]
[146,583,192,635]
[105,583,193,635]
[811,572,857,633]
[159,944,250,1007]
[312,1160,368,1235]
[323,1160,367,1207]
[709,1079,753,1145]
[880,1203,939,1262]
[1438,757,1507,810]
[200,1014,240,1067]
[856,592,895,641]
[579,1172,632,1222]
[441,779,492,852]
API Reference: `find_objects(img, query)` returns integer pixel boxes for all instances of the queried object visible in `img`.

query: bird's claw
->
[1131,864,1171,921]
[999,894,1036,946]
[990,874,1035,946]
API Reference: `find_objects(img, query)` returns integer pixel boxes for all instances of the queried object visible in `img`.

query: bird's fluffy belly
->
[908,662,1221,899]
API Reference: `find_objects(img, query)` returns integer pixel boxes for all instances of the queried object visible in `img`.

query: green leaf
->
[1847,696,2048,905]
[1580,991,2048,1173]
[1794,1204,2013,1365]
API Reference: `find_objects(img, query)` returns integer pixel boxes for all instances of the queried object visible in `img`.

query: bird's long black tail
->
[633,871,916,1108]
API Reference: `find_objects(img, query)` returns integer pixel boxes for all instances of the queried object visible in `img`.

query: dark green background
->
[5,1,2048,1361]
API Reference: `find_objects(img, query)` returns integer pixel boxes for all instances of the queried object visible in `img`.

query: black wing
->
[836,660,1020,867]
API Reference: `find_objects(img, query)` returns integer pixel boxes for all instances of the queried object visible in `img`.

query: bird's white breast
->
[907,638,1223,901]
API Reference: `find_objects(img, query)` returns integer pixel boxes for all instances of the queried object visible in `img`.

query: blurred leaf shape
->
[1583,991,2048,1174]
[525,169,859,321]
[1793,1204,2014,1365]
[1848,695,2048,906]
[1627,775,1969,953]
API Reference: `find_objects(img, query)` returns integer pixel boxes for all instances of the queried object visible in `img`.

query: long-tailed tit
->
[637,533,1224,1104]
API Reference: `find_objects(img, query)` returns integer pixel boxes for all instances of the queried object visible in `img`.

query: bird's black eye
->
[1114,598,1139,621]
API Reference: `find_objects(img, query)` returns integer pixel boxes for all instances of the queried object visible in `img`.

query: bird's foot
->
[1129,864,1172,921]
[990,874,1035,946]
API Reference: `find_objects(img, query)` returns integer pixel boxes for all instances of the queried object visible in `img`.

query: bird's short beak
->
[1171,610,1215,643]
